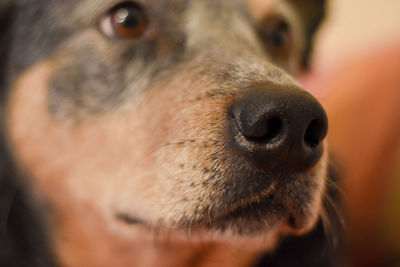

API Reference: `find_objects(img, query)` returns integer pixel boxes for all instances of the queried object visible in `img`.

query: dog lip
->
[116,213,147,225]
[211,188,276,223]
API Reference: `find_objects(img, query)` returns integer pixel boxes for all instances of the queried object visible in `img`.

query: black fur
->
[0,151,57,267]
[0,2,56,266]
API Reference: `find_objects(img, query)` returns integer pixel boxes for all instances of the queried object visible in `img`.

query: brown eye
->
[258,17,292,57]
[100,2,148,39]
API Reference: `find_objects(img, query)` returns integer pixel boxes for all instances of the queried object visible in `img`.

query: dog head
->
[3,0,327,244]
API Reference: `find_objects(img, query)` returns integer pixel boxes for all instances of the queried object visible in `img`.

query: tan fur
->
[248,0,278,21]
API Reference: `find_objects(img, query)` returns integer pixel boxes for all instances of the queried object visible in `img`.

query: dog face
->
[4,0,327,243]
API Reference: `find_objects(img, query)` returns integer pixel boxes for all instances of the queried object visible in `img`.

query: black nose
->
[228,87,328,171]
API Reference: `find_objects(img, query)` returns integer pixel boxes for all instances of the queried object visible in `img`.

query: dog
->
[0,0,343,266]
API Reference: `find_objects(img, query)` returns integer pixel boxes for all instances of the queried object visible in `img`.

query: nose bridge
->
[183,0,304,92]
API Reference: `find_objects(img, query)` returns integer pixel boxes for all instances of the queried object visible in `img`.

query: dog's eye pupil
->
[113,8,140,29]
[258,17,292,58]
[271,31,285,47]
[104,2,147,39]
[270,22,289,48]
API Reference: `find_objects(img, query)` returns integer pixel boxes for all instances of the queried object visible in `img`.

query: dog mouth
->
[211,187,276,222]
[115,150,326,234]
[115,192,280,233]
[114,152,326,235]
[116,184,307,234]
[202,189,308,234]
[212,193,276,225]
[116,213,148,226]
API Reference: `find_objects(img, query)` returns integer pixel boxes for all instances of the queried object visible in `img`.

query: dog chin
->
[195,204,319,238]
[116,199,319,241]
[115,211,292,252]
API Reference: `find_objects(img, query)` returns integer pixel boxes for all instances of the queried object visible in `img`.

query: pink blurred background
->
[302,0,400,265]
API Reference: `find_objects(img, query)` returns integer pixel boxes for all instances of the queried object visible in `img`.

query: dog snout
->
[228,87,327,171]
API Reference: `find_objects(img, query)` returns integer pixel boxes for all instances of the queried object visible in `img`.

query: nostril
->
[304,119,324,148]
[244,116,283,143]
[261,117,282,142]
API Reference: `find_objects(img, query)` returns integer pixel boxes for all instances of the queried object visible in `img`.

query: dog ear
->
[0,1,17,94]
[290,0,327,69]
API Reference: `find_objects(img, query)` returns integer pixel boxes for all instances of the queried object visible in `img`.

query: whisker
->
[187,216,194,237]
[207,204,213,225]
[324,191,346,230]
[319,188,346,254]
[320,203,336,249]
[325,178,347,201]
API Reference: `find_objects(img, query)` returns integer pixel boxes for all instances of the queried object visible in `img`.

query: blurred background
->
[301,0,400,265]
[318,0,400,61]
